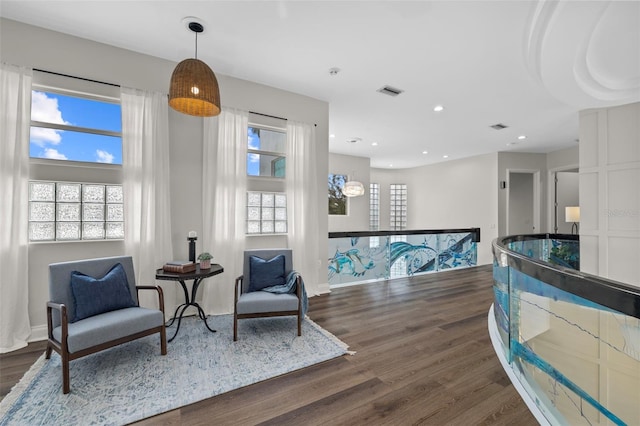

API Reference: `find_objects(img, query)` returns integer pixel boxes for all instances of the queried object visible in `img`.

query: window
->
[30,90,122,164]
[247,126,286,178]
[370,183,379,230]
[29,181,124,241]
[328,174,348,215]
[390,184,407,230]
[246,191,287,234]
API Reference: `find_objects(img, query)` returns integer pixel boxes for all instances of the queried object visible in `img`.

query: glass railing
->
[328,228,480,287]
[491,234,640,425]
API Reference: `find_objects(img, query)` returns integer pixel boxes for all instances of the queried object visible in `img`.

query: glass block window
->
[247,191,287,234]
[390,184,407,230]
[29,181,124,241]
[370,183,379,231]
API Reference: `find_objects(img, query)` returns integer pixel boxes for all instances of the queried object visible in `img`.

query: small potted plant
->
[197,252,213,269]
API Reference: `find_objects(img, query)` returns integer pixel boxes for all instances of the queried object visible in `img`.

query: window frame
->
[28,72,124,244]
[247,123,287,179]
[30,72,122,166]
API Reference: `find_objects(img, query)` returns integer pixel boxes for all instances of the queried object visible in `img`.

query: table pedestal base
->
[165,276,217,342]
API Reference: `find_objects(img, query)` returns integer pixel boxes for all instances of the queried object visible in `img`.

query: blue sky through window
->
[247,127,260,176]
[30,91,122,164]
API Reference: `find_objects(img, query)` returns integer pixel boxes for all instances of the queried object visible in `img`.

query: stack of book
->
[162,261,196,273]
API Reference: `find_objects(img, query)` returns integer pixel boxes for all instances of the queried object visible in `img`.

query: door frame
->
[547,164,579,233]
[506,169,540,235]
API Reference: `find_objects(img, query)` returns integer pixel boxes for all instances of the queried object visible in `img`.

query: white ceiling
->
[2,1,639,169]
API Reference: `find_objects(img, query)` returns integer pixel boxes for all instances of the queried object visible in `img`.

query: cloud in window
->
[30,91,70,146]
[96,150,114,164]
[248,153,260,163]
[43,148,67,160]
[31,91,69,124]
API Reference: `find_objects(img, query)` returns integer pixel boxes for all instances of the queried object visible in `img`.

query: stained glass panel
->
[275,194,286,207]
[275,208,287,220]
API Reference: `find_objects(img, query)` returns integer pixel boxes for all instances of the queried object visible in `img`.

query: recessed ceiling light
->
[422,150,428,154]
[371,142,378,146]
[443,155,449,158]
[389,164,393,167]
[329,134,335,138]
[518,135,526,140]
[346,137,361,144]
[433,105,444,112]
[329,67,340,76]
[506,142,516,146]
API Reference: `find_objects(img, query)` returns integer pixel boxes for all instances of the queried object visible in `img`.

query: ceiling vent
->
[490,123,509,130]
[377,86,404,97]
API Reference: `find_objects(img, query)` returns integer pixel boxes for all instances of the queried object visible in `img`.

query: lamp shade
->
[565,206,580,223]
[169,58,221,117]
[342,181,365,197]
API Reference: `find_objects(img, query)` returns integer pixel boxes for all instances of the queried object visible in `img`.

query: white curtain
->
[0,63,32,353]
[202,107,248,315]
[286,121,320,296]
[121,87,175,310]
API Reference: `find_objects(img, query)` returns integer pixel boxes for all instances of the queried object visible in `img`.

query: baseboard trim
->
[29,324,48,343]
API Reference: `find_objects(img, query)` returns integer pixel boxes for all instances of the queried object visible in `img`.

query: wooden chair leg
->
[160,327,167,355]
[297,314,302,336]
[45,342,53,359]
[62,352,70,394]
[233,313,238,341]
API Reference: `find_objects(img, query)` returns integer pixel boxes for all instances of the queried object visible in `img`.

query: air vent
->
[490,123,508,130]
[377,86,404,97]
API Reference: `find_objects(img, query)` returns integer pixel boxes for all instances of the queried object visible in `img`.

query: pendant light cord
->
[195,31,198,60]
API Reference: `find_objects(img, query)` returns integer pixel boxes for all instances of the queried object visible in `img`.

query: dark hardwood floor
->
[0,265,537,425]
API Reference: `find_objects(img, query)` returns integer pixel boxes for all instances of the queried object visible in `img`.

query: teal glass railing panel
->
[492,234,640,425]
[328,228,479,286]
[328,235,389,285]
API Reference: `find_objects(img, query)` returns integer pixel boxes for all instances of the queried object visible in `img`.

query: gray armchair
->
[234,249,302,341]
[46,256,166,394]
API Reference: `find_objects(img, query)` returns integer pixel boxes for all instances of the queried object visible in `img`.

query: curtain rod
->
[249,110,317,127]
[33,71,318,127]
[33,68,120,88]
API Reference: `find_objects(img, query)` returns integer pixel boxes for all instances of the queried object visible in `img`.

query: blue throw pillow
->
[249,255,286,292]
[70,263,136,322]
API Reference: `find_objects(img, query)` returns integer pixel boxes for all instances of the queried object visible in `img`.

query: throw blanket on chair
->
[262,270,308,316]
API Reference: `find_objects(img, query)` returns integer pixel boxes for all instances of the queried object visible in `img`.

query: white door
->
[508,172,536,235]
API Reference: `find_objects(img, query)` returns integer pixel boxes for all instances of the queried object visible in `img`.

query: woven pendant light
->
[169,21,221,117]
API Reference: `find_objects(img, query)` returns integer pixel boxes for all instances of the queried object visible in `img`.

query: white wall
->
[1,18,329,337]
[328,153,370,232]
[372,153,499,266]
[579,102,640,287]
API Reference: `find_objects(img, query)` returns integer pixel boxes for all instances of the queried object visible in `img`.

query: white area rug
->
[0,315,350,425]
